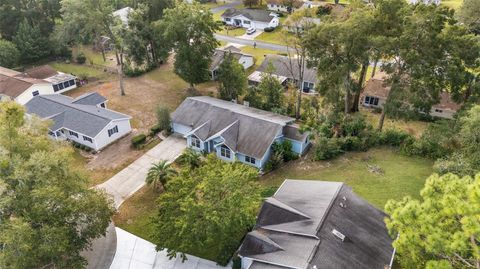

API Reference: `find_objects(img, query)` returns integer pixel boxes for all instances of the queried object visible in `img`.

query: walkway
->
[111,228,229,269]
[96,135,186,208]
[214,33,289,52]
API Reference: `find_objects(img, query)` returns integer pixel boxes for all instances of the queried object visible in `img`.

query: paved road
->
[111,228,229,269]
[210,0,241,13]
[97,135,186,209]
[215,33,289,52]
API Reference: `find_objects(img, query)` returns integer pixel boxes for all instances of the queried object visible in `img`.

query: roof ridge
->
[266,197,312,220]
[314,183,344,233]
[39,95,117,122]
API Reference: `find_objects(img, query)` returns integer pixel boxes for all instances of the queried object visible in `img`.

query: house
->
[113,7,133,25]
[248,55,317,93]
[170,96,310,169]
[409,0,440,5]
[25,93,132,151]
[0,65,77,105]
[361,72,461,119]
[283,16,321,33]
[221,8,280,30]
[238,179,395,269]
[266,0,303,13]
[210,46,254,80]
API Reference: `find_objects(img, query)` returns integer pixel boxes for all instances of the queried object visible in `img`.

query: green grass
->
[240,46,284,69]
[361,109,428,138]
[217,26,246,36]
[255,28,290,45]
[260,147,434,209]
[441,0,463,9]
[50,62,108,79]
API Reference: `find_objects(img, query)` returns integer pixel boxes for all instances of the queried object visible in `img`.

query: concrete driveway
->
[96,135,186,208]
[238,29,263,40]
[110,228,229,269]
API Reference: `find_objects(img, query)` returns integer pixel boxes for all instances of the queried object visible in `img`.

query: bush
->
[379,129,413,147]
[150,124,162,136]
[313,136,343,160]
[76,52,86,64]
[131,134,147,149]
[156,105,171,134]
[264,27,275,32]
[339,136,366,152]
[316,5,332,16]
[232,256,242,269]
[341,114,368,137]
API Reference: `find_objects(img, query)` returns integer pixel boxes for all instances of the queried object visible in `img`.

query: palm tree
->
[177,149,202,170]
[146,160,177,191]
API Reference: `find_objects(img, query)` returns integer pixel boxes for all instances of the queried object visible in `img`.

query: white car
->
[246,27,256,35]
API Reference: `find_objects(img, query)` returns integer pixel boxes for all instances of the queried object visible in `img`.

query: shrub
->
[150,124,162,136]
[131,134,147,149]
[232,256,242,269]
[76,52,86,64]
[264,151,283,172]
[271,140,298,162]
[379,129,413,147]
[313,136,343,160]
[339,136,366,152]
[264,27,275,32]
[341,114,368,137]
[156,105,171,134]
[316,5,332,16]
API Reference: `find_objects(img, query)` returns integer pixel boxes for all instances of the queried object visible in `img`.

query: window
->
[69,79,75,86]
[191,136,201,148]
[364,96,370,104]
[58,83,64,90]
[56,131,61,137]
[48,131,55,136]
[225,18,231,22]
[108,126,119,137]
[53,84,59,92]
[69,130,78,137]
[365,96,379,106]
[244,20,251,25]
[32,90,39,96]
[83,136,93,143]
[303,82,314,92]
[63,81,70,88]
[245,156,256,164]
[220,145,231,158]
[100,103,105,108]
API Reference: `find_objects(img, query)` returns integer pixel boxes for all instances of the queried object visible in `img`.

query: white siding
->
[93,119,132,150]
[15,84,55,105]
[223,15,279,30]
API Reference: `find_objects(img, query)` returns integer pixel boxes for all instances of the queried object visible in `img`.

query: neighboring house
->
[361,72,461,119]
[283,16,321,33]
[221,8,280,30]
[267,0,303,13]
[409,0,440,4]
[171,96,310,169]
[238,179,395,269]
[210,46,254,80]
[113,7,133,25]
[248,55,317,93]
[0,65,77,105]
[25,93,132,151]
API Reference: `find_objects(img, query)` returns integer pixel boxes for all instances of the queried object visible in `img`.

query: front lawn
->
[217,26,246,36]
[261,147,434,209]
[255,28,290,45]
[50,62,110,79]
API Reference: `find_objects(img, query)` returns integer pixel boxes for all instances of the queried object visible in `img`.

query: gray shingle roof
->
[171,96,296,159]
[72,92,107,106]
[209,48,252,72]
[239,180,394,269]
[25,94,130,137]
[257,55,317,83]
[221,8,276,23]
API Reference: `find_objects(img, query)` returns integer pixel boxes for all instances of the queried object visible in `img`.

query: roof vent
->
[332,229,346,242]
[313,266,318,269]
[339,202,346,208]
[342,196,347,201]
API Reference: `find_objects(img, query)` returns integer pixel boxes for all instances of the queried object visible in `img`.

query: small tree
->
[217,52,247,101]
[156,105,171,133]
[258,64,284,111]
[385,173,480,269]
[177,148,202,170]
[146,160,177,191]
[0,39,19,68]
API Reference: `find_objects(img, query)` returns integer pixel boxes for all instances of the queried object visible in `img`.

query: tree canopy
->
[217,52,247,101]
[0,102,115,269]
[151,155,261,265]
[385,173,480,269]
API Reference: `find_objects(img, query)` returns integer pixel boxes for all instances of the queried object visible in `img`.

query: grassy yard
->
[441,0,463,9]
[240,46,284,69]
[50,62,110,79]
[261,147,434,209]
[255,28,290,46]
[217,26,246,36]
[361,109,428,138]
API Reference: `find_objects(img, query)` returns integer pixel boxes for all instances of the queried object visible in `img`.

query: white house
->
[361,72,461,119]
[221,8,280,30]
[248,55,318,93]
[0,65,77,105]
[25,93,132,151]
[209,46,254,80]
[267,0,303,13]
[409,0,440,5]
[113,7,133,25]
[171,96,310,169]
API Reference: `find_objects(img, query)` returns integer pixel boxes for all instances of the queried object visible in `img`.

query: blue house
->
[171,96,310,169]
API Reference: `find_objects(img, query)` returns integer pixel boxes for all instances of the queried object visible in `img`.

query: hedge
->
[131,134,147,149]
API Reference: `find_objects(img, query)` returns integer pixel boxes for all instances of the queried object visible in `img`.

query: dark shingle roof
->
[210,48,252,72]
[239,180,394,269]
[25,94,130,137]
[283,124,307,141]
[171,96,295,159]
[24,65,58,79]
[257,55,317,83]
[72,92,107,106]
[221,8,276,23]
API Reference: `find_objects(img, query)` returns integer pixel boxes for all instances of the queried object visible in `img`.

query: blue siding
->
[237,153,262,169]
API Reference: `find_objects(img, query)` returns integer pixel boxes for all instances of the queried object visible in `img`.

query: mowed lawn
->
[260,147,434,209]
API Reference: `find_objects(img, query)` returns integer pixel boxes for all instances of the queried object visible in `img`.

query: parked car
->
[247,27,256,35]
